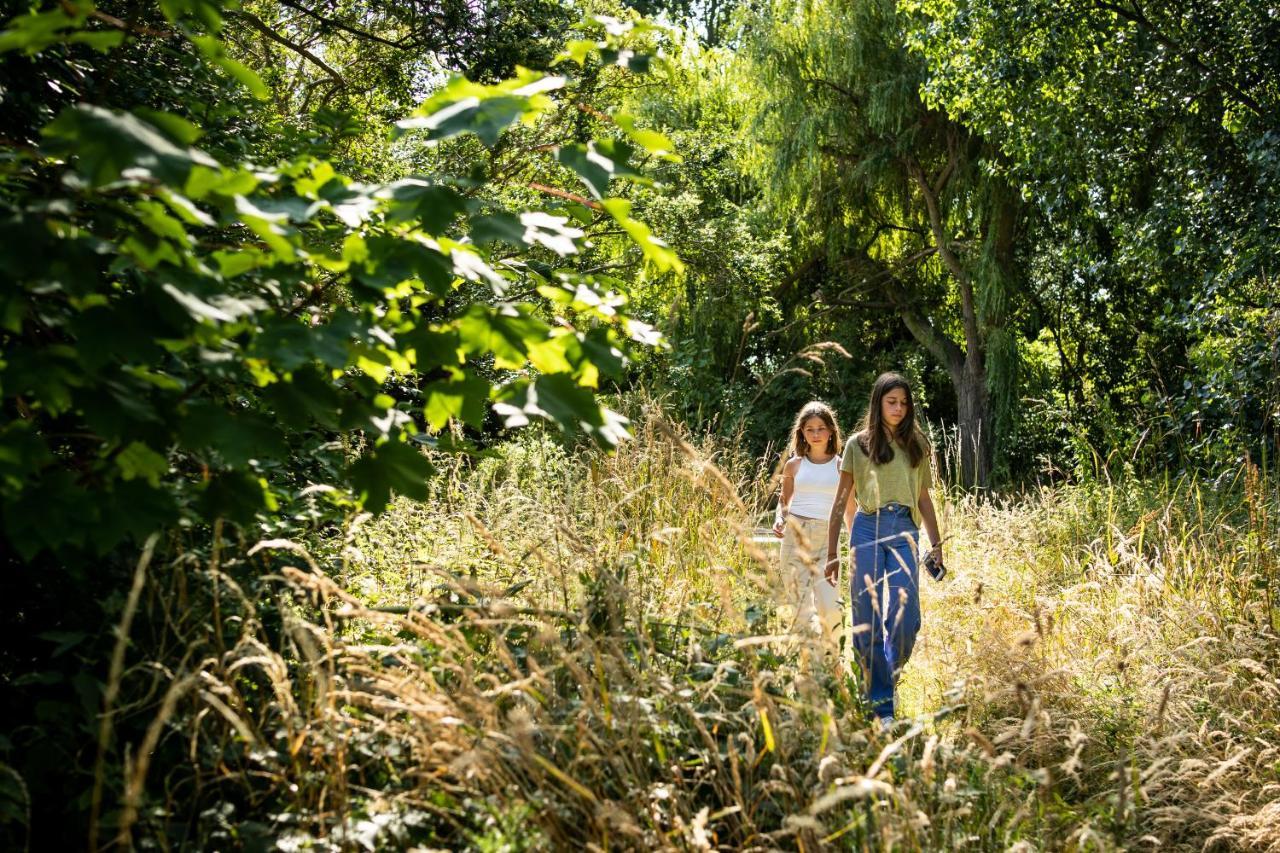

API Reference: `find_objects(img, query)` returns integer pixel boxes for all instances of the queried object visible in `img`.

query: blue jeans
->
[850,504,921,719]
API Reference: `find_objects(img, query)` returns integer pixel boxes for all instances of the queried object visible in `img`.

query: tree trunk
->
[864,255,996,489]
[905,153,997,489]
[953,358,992,489]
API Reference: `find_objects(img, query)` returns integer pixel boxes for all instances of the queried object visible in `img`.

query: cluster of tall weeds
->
[106,408,1278,850]
[915,464,1280,849]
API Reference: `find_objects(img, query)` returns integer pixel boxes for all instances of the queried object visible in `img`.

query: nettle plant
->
[0,2,682,560]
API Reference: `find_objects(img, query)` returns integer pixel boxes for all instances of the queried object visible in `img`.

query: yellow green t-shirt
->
[840,432,934,526]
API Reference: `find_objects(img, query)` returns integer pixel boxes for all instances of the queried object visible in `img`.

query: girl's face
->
[880,387,910,430]
[801,417,831,453]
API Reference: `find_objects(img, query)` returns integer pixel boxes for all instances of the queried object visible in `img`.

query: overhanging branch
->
[234,10,346,88]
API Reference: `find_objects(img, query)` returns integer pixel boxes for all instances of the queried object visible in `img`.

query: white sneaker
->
[878,716,894,734]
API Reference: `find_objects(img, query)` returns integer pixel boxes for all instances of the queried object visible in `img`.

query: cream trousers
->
[777,515,843,658]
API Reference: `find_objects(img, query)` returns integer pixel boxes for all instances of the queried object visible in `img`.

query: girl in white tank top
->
[772,401,856,664]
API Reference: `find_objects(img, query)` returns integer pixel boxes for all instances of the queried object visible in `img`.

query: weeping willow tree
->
[741,0,1025,486]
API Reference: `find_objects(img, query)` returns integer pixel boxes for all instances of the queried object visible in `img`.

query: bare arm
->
[825,470,856,583]
[842,478,857,532]
[772,457,798,537]
[918,483,942,560]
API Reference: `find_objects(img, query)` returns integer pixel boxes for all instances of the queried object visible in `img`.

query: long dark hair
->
[855,372,928,466]
[787,400,842,460]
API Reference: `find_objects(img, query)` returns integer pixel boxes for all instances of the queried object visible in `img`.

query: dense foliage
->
[904,0,1280,472]
[1,0,1277,848]
[616,0,1279,480]
[0,1,682,844]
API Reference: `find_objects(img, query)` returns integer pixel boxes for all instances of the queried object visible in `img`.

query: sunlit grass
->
[129,406,1280,849]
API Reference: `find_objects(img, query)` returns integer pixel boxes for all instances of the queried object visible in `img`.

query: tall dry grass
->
[911,464,1280,850]
[113,406,1280,850]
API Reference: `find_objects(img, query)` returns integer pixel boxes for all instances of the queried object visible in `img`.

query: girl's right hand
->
[772,517,785,537]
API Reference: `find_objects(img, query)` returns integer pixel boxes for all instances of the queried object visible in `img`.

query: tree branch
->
[819,143,863,168]
[899,305,965,385]
[278,0,414,50]
[907,155,981,359]
[804,76,862,106]
[527,182,602,210]
[233,10,346,88]
[775,252,824,296]
[838,248,966,380]
[932,126,959,197]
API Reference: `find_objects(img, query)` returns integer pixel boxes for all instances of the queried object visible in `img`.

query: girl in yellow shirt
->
[825,373,943,727]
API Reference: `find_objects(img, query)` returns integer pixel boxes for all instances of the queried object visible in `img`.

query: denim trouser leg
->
[850,508,921,719]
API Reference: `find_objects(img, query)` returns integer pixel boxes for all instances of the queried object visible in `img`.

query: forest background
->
[1,0,1278,849]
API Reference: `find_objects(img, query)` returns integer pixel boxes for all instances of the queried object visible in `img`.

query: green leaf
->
[348,439,433,514]
[214,52,270,99]
[599,48,651,74]
[448,245,509,292]
[554,139,644,201]
[2,472,94,559]
[42,105,221,188]
[67,29,126,52]
[161,278,266,325]
[494,374,630,447]
[551,22,662,74]
[159,188,215,226]
[251,195,325,224]
[562,201,595,226]
[69,304,164,371]
[198,471,272,527]
[556,38,599,67]
[158,0,224,32]
[613,113,681,162]
[0,6,84,56]
[185,165,258,200]
[355,235,453,295]
[233,195,299,261]
[394,70,564,147]
[623,316,663,346]
[179,403,287,466]
[380,180,468,232]
[115,441,170,487]
[213,248,266,278]
[456,304,549,369]
[601,198,684,274]
[121,365,186,392]
[423,372,489,430]
[92,479,178,552]
[399,95,526,147]
[38,630,90,658]
[2,346,81,415]
[0,420,53,491]
[470,211,584,255]
[259,366,341,430]
[133,199,191,245]
[579,326,627,381]
[401,325,463,370]
[252,319,322,372]
[134,109,204,145]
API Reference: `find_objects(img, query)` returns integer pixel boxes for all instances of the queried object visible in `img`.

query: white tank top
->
[788,456,840,519]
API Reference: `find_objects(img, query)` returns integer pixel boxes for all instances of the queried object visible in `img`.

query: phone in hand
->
[923,551,947,581]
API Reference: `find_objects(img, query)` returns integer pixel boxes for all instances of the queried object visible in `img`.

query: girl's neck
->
[805,448,834,463]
